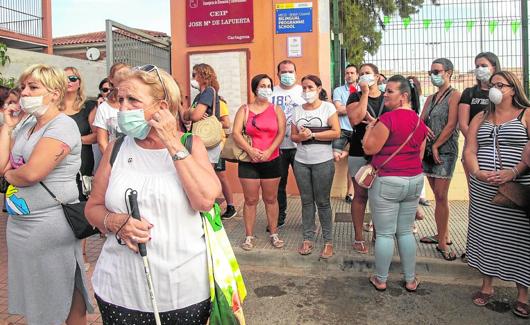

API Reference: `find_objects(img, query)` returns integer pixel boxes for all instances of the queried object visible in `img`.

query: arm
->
[189,103,208,122]
[4,138,70,186]
[334,100,347,116]
[346,92,370,126]
[96,127,109,153]
[463,112,495,182]
[458,103,471,138]
[362,120,390,155]
[232,105,262,162]
[0,105,24,172]
[431,91,461,163]
[219,115,230,129]
[314,112,341,141]
[81,107,97,145]
[260,106,286,161]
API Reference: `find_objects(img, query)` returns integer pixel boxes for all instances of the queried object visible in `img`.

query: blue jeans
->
[293,159,335,243]
[368,174,424,283]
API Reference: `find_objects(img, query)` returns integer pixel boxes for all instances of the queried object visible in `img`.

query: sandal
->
[513,301,530,318]
[412,223,418,234]
[353,240,369,254]
[362,222,373,232]
[298,240,314,255]
[436,246,457,261]
[369,275,386,292]
[270,233,284,249]
[420,235,453,245]
[241,236,256,251]
[404,278,420,292]
[472,291,494,307]
[320,243,333,259]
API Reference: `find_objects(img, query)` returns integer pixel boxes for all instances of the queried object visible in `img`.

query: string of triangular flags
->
[383,16,522,34]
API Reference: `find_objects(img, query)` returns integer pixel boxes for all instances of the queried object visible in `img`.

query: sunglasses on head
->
[133,64,168,101]
[428,69,444,76]
[67,75,80,82]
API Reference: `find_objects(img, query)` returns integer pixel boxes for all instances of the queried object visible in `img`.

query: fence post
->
[522,0,529,95]
[332,0,341,89]
[105,19,114,75]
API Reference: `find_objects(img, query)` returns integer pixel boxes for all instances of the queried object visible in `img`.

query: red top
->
[372,109,428,177]
[245,104,280,161]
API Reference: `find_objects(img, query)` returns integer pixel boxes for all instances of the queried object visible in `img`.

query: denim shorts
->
[348,156,368,179]
[332,129,353,152]
[423,153,457,179]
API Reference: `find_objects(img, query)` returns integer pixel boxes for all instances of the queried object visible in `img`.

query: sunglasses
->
[133,64,168,101]
[489,82,512,89]
[192,72,196,78]
[67,75,80,82]
[428,70,445,76]
[251,114,262,131]
[100,87,111,93]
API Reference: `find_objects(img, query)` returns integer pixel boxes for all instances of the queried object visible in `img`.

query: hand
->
[486,169,514,185]
[248,147,264,162]
[364,113,376,124]
[432,146,442,165]
[148,110,179,149]
[201,112,209,120]
[108,213,153,253]
[359,81,370,93]
[259,148,273,162]
[426,127,435,141]
[300,127,312,141]
[3,104,22,128]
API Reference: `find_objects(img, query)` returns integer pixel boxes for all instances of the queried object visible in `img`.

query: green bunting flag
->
[384,16,390,26]
[444,20,453,31]
[489,20,498,33]
[403,17,411,28]
[511,21,521,34]
[423,19,432,29]
[466,21,475,32]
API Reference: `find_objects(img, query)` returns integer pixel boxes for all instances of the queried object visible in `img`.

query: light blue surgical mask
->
[117,109,151,140]
[280,73,296,87]
[378,84,387,92]
[430,74,445,87]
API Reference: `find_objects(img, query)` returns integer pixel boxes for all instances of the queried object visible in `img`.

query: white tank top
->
[92,136,209,312]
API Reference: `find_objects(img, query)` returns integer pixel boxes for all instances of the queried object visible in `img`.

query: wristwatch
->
[171,149,190,161]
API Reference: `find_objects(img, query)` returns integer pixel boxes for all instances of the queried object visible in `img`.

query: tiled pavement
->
[0,195,470,324]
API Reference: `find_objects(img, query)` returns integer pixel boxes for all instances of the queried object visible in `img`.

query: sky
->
[52,0,171,37]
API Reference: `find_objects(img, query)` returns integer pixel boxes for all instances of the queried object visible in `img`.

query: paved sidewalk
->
[0,195,472,324]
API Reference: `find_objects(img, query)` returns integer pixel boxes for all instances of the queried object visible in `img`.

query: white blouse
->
[92,136,209,312]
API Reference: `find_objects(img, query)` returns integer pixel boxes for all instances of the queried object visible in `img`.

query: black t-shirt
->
[191,87,220,119]
[459,85,489,123]
[346,92,390,157]
[68,101,96,176]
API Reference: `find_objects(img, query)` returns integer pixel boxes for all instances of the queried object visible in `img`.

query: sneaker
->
[266,220,285,232]
[221,205,237,220]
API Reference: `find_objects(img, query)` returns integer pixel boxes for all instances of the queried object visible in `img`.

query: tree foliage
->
[0,43,15,88]
[337,0,425,66]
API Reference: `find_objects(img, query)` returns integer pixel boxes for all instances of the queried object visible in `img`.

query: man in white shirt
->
[270,59,305,229]
[332,64,358,203]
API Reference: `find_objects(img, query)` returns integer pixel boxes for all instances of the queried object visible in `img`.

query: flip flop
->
[436,246,457,261]
[369,275,386,292]
[420,235,453,245]
[472,291,493,307]
[513,301,530,318]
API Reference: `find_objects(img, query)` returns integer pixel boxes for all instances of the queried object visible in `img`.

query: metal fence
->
[364,0,529,96]
[0,0,43,38]
[105,20,171,74]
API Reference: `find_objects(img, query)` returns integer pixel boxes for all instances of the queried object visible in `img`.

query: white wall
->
[0,48,107,98]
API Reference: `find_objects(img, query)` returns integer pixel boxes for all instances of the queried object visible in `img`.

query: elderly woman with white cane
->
[85,64,221,324]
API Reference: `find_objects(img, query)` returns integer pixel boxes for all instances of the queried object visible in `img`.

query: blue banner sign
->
[276,2,313,34]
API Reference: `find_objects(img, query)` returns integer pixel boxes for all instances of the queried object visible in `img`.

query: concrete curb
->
[234,247,479,278]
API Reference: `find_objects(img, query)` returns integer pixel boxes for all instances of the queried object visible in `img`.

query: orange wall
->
[170,0,331,195]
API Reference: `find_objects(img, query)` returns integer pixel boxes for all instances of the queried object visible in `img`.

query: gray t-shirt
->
[6,113,81,215]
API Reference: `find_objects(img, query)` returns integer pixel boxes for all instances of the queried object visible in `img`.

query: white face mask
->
[488,87,504,105]
[358,74,376,87]
[280,73,296,87]
[257,88,272,99]
[20,96,49,117]
[302,91,318,103]
[475,67,491,82]
[190,79,200,90]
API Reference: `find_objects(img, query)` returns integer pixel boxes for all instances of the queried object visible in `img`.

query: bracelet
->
[511,167,519,180]
[103,212,112,233]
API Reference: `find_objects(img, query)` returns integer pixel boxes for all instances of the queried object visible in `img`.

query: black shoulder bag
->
[40,182,99,239]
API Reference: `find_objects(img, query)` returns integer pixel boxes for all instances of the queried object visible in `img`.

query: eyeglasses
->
[251,114,262,131]
[67,75,80,82]
[133,64,168,101]
[489,82,512,89]
[100,87,111,93]
[428,70,445,76]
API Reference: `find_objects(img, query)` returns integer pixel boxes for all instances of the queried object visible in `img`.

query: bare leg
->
[351,180,368,242]
[430,177,452,252]
[65,288,87,325]
[239,178,261,236]
[260,178,281,234]
[516,284,529,304]
[216,169,234,206]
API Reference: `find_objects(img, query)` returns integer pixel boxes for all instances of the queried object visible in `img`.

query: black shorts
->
[238,157,281,179]
[214,158,226,172]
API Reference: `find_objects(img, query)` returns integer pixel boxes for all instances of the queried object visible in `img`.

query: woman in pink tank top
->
[232,74,286,251]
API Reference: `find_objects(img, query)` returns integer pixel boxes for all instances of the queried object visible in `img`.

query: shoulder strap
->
[378,116,421,171]
[209,86,218,118]
[40,182,63,205]
[517,108,527,121]
[109,135,126,167]
[376,96,385,117]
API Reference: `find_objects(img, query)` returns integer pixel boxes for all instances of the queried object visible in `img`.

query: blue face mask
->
[280,73,296,87]
[378,84,387,92]
[430,74,445,87]
[117,109,151,140]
